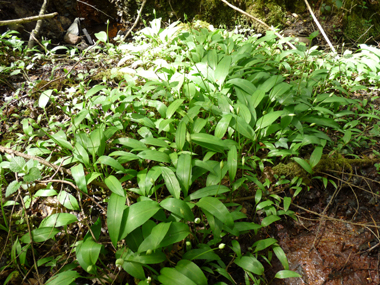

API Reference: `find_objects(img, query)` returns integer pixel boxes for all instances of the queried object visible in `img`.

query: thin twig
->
[121,0,147,42]
[28,0,49,49]
[0,12,57,26]
[220,0,296,50]
[303,0,336,53]
[77,0,114,19]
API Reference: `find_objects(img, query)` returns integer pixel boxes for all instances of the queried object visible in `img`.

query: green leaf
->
[283,197,291,212]
[234,255,264,275]
[122,262,145,280]
[85,84,106,99]
[105,175,125,197]
[119,200,160,238]
[40,213,78,228]
[73,142,90,166]
[57,191,79,210]
[309,146,323,168]
[9,157,25,172]
[197,197,234,228]
[158,267,197,285]
[161,167,181,199]
[5,181,22,197]
[113,137,147,150]
[160,198,194,221]
[138,222,171,252]
[97,156,125,172]
[138,150,170,163]
[51,130,73,150]
[191,133,226,153]
[227,145,237,182]
[261,215,281,227]
[107,193,126,246]
[76,239,102,273]
[159,222,190,248]
[39,89,53,108]
[292,157,313,174]
[176,120,187,151]
[232,116,255,140]
[273,246,289,270]
[176,154,192,197]
[256,111,283,130]
[167,99,185,119]
[20,227,60,243]
[175,260,208,285]
[45,270,81,285]
[215,55,231,88]
[253,238,278,252]
[250,89,266,109]
[71,164,88,194]
[227,78,256,94]
[141,137,169,148]
[183,246,220,261]
[23,167,41,182]
[214,114,232,139]
[189,185,230,200]
[275,270,301,279]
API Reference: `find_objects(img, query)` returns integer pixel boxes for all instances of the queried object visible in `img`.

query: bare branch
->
[0,12,58,26]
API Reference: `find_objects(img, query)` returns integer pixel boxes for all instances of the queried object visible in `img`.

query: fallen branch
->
[28,0,50,49]
[303,0,336,53]
[122,0,147,42]
[0,12,58,26]
[220,0,296,50]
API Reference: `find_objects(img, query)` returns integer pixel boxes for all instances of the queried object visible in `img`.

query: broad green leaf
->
[230,240,242,257]
[71,164,88,194]
[34,189,58,197]
[183,246,221,261]
[227,145,237,182]
[120,200,160,238]
[107,193,126,246]
[73,142,90,166]
[232,116,255,140]
[176,154,192,197]
[292,157,313,174]
[57,191,79,210]
[122,262,145,280]
[20,227,60,243]
[234,255,264,275]
[273,246,289,270]
[207,49,218,70]
[105,175,125,197]
[167,99,185,119]
[160,198,194,221]
[159,222,190,248]
[89,128,106,156]
[256,110,283,130]
[301,116,340,129]
[110,151,139,163]
[85,84,106,99]
[191,133,226,153]
[9,157,25,172]
[45,270,81,285]
[283,197,291,212]
[138,222,171,252]
[40,213,78,228]
[215,55,231,88]
[197,197,234,228]
[97,156,125,172]
[188,185,230,200]
[309,146,323,168]
[253,237,278,252]
[141,137,169,148]
[76,239,102,273]
[161,167,181,199]
[123,250,166,264]
[138,150,170,163]
[176,119,187,151]
[84,217,102,242]
[158,267,197,285]
[5,181,22,197]
[342,129,352,145]
[51,130,73,150]
[275,270,301,279]
[214,114,232,139]
[39,89,53,108]
[227,78,256,94]
[261,215,281,227]
[113,137,147,150]
[175,260,208,285]
[23,167,41,182]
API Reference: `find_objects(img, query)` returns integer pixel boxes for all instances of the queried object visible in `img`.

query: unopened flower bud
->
[115,258,124,269]
[219,243,225,249]
[146,249,152,255]
[194,218,201,224]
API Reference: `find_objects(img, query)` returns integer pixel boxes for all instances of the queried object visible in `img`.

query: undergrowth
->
[0,18,380,284]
